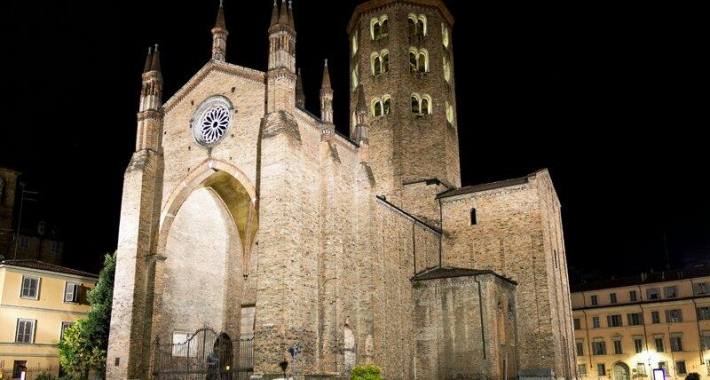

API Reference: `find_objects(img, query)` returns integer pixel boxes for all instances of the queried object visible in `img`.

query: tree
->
[686,373,701,380]
[59,251,116,379]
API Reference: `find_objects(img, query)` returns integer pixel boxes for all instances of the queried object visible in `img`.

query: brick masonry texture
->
[106,1,576,379]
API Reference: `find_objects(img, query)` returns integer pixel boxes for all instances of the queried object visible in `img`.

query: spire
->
[356,85,367,116]
[143,47,153,73]
[320,59,334,123]
[211,0,229,61]
[270,0,279,28]
[288,0,295,28]
[150,44,161,72]
[215,0,226,29]
[321,59,331,89]
[296,68,305,108]
[279,0,289,25]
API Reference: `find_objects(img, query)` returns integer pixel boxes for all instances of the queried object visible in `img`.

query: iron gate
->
[153,327,253,380]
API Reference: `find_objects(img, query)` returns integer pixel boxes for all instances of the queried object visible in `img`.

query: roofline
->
[347,0,454,35]
[0,260,98,280]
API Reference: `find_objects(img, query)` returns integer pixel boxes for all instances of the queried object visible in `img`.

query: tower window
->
[446,102,454,126]
[371,50,389,76]
[409,48,429,73]
[352,64,359,89]
[411,93,432,115]
[371,96,391,117]
[352,30,359,56]
[442,23,450,48]
[370,15,389,40]
[470,208,477,225]
[408,14,427,38]
[443,56,452,83]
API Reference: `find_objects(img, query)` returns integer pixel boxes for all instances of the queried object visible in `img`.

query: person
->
[206,351,219,380]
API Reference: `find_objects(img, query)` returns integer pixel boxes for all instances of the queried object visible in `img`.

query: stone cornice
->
[347,0,454,34]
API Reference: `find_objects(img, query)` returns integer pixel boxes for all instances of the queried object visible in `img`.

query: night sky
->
[2,1,707,279]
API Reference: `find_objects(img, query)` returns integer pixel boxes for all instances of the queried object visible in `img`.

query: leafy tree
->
[58,252,116,379]
[686,373,701,380]
[351,365,382,380]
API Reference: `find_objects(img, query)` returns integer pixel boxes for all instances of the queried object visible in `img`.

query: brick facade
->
[106,1,576,379]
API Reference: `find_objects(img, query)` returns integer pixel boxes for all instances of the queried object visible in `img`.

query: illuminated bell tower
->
[347,0,460,204]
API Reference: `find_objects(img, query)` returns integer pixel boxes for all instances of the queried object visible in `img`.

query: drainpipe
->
[582,309,593,369]
[474,275,486,359]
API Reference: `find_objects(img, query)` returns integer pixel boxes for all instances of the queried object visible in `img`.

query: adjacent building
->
[0,259,97,378]
[0,167,64,265]
[572,266,710,379]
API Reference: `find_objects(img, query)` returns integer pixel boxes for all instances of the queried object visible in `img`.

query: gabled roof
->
[0,259,98,278]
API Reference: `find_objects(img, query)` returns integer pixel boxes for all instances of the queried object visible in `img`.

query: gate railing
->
[153,327,253,380]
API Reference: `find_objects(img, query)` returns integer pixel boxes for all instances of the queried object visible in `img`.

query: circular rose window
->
[193,97,232,146]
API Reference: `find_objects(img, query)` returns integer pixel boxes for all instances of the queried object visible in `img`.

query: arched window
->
[446,101,454,125]
[370,15,389,40]
[442,23,450,48]
[371,51,389,76]
[352,31,359,56]
[411,93,432,115]
[352,65,359,89]
[470,208,477,225]
[409,48,429,73]
[443,56,452,83]
[408,14,427,37]
[371,96,391,117]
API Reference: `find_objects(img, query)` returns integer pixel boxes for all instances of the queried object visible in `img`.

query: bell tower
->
[347,0,460,204]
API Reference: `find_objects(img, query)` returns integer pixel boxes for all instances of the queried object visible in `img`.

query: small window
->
[573,318,581,330]
[64,283,80,303]
[658,362,668,375]
[16,319,35,343]
[408,48,429,73]
[607,314,623,327]
[443,56,452,83]
[700,332,710,349]
[613,339,623,354]
[663,286,677,298]
[610,293,617,304]
[634,338,644,353]
[655,337,664,352]
[407,14,427,38]
[697,306,710,320]
[578,364,587,376]
[590,295,598,306]
[370,51,389,76]
[636,363,647,376]
[371,96,391,117]
[411,94,432,115]
[651,311,661,324]
[629,290,637,301]
[670,335,683,352]
[446,102,454,125]
[470,208,477,225]
[13,361,28,379]
[60,321,74,341]
[50,241,59,254]
[666,309,683,322]
[442,23,450,48]
[576,340,584,355]
[370,15,388,40]
[597,363,606,376]
[694,282,710,295]
[592,316,600,328]
[38,221,46,235]
[676,360,686,375]
[351,30,359,56]
[627,312,643,326]
[592,341,606,355]
[647,288,660,300]
[21,276,40,299]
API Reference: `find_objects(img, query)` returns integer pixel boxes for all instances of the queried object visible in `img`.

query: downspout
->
[474,275,486,359]
[582,309,593,368]
[691,290,704,366]
[639,285,651,372]
[412,221,417,275]
[438,198,443,268]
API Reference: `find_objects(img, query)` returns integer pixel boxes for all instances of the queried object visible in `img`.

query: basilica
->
[107,1,576,379]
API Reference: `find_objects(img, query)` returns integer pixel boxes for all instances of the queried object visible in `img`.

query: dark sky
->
[2,1,707,278]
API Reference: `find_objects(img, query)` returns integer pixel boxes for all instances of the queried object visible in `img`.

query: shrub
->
[351,365,382,380]
[686,373,701,380]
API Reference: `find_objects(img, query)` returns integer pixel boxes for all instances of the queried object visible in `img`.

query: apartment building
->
[572,266,710,379]
[0,259,97,378]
